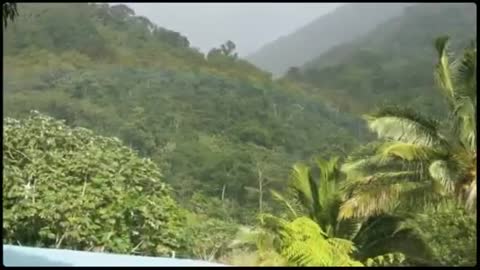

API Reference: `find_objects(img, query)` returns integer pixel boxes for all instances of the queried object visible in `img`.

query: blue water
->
[3,245,227,267]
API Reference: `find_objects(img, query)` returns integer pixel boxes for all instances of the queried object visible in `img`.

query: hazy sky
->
[115,3,344,56]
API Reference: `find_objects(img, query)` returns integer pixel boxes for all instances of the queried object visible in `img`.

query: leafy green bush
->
[412,202,477,266]
[222,224,287,266]
[3,111,186,256]
[179,213,239,261]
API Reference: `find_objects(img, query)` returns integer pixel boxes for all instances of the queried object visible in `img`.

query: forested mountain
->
[286,3,476,115]
[246,3,410,76]
[3,3,476,266]
[3,3,365,225]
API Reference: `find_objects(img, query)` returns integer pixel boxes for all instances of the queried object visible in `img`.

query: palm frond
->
[341,170,421,196]
[452,96,476,151]
[288,157,342,226]
[465,179,476,211]
[339,180,422,220]
[315,156,340,180]
[341,142,394,175]
[428,160,457,193]
[348,213,435,265]
[452,43,477,101]
[340,142,435,219]
[377,141,447,162]
[270,189,298,218]
[307,166,322,223]
[396,181,447,212]
[434,36,456,105]
[314,157,340,214]
[341,154,398,180]
[289,163,314,213]
[364,107,445,148]
[353,214,402,246]
[344,141,384,160]
[336,218,364,241]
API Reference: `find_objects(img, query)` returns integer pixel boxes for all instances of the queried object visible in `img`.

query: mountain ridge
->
[246,3,412,76]
[284,3,476,115]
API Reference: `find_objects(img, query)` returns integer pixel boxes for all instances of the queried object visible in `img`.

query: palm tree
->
[270,157,433,265]
[3,3,18,28]
[339,36,476,219]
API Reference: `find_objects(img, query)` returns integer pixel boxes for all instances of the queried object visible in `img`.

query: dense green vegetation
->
[3,2,476,266]
[411,201,477,266]
[3,112,187,256]
[3,3,364,225]
[243,157,433,266]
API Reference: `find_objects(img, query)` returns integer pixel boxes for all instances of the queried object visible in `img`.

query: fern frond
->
[276,217,363,266]
[365,252,406,266]
[328,237,356,255]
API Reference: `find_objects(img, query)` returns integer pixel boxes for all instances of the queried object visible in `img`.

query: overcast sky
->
[115,3,344,56]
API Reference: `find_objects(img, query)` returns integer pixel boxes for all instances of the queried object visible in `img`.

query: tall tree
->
[271,157,433,265]
[220,40,237,58]
[339,36,477,219]
[3,2,18,28]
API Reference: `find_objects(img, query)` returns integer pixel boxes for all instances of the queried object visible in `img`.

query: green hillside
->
[3,3,365,224]
[288,3,476,115]
[3,3,476,266]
